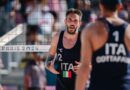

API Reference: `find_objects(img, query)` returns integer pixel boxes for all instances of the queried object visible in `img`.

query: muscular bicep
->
[45,32,60,66]
[75,29,92,90]
[49,32,60,56]
[80,30,93,67]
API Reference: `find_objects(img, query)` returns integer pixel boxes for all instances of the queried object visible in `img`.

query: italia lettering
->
[117,44,126,55]
[105,43,126,55]
[61,63,74,71]
[61,63,68,70]
[68,64,74,70]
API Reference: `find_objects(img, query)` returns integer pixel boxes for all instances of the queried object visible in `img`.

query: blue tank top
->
[88,19,130,90]
[55,30,81,90]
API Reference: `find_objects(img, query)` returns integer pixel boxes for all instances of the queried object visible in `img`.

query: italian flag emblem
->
[63,71,72,78]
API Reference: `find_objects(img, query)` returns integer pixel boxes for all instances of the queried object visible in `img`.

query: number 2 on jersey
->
[58,54,62,61]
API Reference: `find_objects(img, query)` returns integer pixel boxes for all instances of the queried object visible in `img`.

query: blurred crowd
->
[1,0,130,43]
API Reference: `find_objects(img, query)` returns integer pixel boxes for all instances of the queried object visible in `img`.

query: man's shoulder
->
[52,31,65,42]
[84,22,96,31]
[52,31,62,39]
[50,31,64,51]
[125,24,130,38]
[83,21,101,34]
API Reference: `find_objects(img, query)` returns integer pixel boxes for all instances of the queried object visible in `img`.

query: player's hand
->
[73,61,81,74]
[46,61,59,74]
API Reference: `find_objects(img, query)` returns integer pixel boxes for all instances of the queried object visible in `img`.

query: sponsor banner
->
[0,45,50,52]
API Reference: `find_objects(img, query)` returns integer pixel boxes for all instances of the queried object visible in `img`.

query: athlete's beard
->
[67,25,77,35]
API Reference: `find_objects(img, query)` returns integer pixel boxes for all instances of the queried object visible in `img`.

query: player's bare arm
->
[125,24,130,51]
[45,32,60,74]
[75,25,93,90]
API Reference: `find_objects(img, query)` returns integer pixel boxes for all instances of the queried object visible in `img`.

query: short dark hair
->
[66,8,82,20]
[99,0,122,11]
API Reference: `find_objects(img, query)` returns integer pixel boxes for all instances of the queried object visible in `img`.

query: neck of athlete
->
[105,11,124,25]
[105,10,119,19]
[64,30,78,40]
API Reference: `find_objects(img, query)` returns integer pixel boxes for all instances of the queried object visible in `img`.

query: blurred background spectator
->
[26,25,43,45]
[24,52,46,90]
[75,0,92,28]
[124,0,130,22]
[0,0,16,36]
